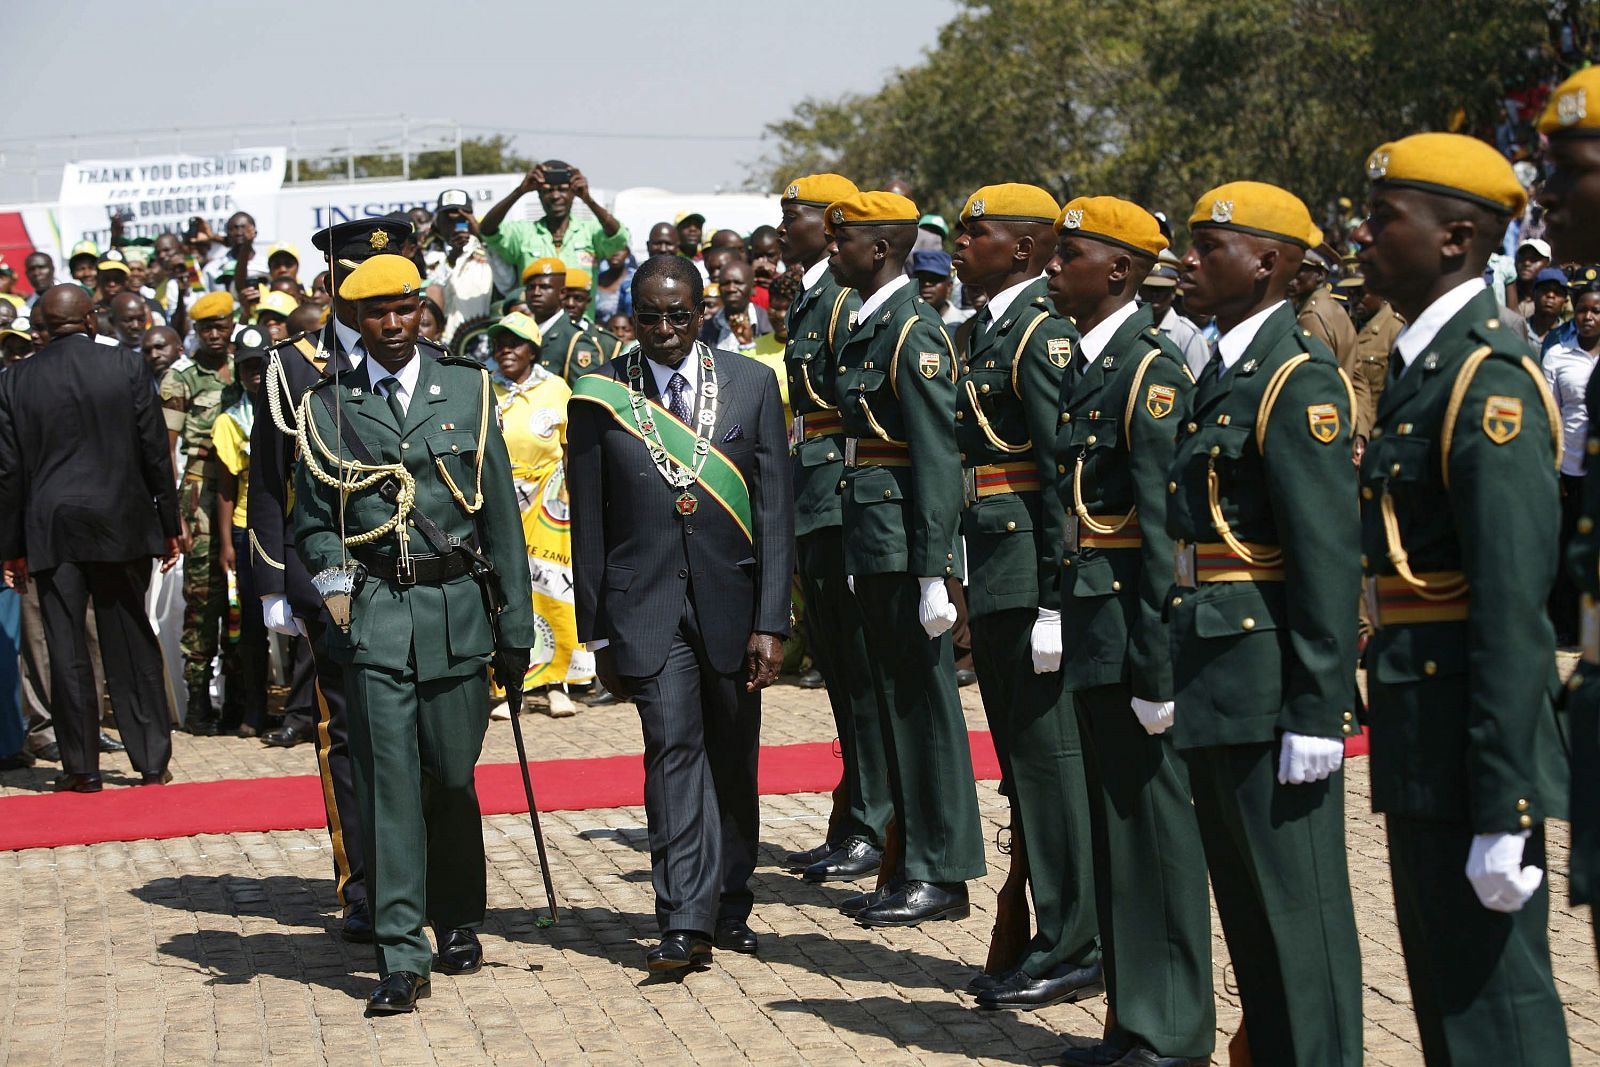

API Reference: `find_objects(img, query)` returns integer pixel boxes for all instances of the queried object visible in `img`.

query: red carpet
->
[0,728,1370,852]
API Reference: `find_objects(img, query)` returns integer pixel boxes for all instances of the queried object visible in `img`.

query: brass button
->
[1516,798,1530,812]
[961,363,970,374]
[451,444,460,453]
[1061,413,1072,423]
[1343,711,1353,721]
[1342,724,1353,734]
[980,383,991,394]
[1361,486,1374,500]
[1186,421,1198,433]
[1581,517,1595,535]
[838,480,846,490]
[1171,595,1183,607]
[883,490,893,499]
[1359,553,1368,568]
[1209,445,1220,457]
[1006,521,1016,531]
[1086,435,1097,445]
[1389,462,1400,476]
[838,367,847,375]
[945,566,953,575]
[1063,558,1072,567]
[1111,580,1122,591]
[1423,660,1437,676]
[1519,814,1533,829]
[1167,481,1178,494]
[1057,464,1067,474]
[1487,317,1501,328]
[825,452,836,461]
[956,411,965,420]
[1241,617,1256,630]
[400,442,410,450]
[947,552,955,560]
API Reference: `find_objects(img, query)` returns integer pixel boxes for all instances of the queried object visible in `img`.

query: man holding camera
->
[480,160,630,303]
[423,189,494,345]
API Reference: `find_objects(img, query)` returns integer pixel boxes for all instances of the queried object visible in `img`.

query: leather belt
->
[1363,572,1469,629]
[798,411,843,440]
[970,462,1040,501]
[353,546,472,585]
[843,437,911,468]
[1174,539,1286,585]
[1078,513,1142,550]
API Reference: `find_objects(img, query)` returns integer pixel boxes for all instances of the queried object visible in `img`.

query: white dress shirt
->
[854,274,911,329]
[539,309,567,339]
[1217,300,1289,372]
[1543,339,1599,476]
[1393,278,1488,374]
[980,274,1045,332]
[366,349,421,415]
[801,258,831,294]
[1077,299,1142,368]
[333,317,365,372]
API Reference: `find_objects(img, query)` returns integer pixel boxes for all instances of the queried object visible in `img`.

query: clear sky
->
[0,1,960,201]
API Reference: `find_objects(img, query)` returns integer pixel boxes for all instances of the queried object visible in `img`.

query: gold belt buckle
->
[1363,576,1382,631]
[963,469,978,506]
[1173,540,1196,587]
[1063,516,1079,554]
[1583,594,1600,666]
[843,437,858,466]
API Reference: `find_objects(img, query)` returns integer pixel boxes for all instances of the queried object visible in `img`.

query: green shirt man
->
[480,159,629,300]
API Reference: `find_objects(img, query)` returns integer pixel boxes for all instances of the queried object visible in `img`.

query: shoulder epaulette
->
[435,352,483,369]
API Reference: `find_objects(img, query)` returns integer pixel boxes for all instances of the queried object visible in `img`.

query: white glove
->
[1131,697,1175,735]
[916,576,958,639]
[1030,608,1062,673]
[1466,830,1544,912]
[1276,731,1344,785]
[261,594,305,637]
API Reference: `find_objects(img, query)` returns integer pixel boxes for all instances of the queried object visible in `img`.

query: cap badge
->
[1062,209,1083,229]
[369,230,390,251]
[1210,200,1234,224]
[1559,89,1588,128]
[831,208,845,225]
[970,198,986,218]
[1366,150,1390,181]
[401,282,412,294]
[786,184,799,199]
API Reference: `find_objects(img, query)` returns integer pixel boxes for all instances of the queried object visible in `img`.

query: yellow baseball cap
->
[1054,196,1168,257]
[0,315,32,342]
[823,191,919,235]
[190,291,235,321]
[489,311,543,347]
[564,268,593,290]
[960,184,1060,225]
[255,291,300,319]
[1540,67,1600,137]
[69,240,99,261]
[1189,181,1315,248]
[783,173,859,208]
[521,256,567,284]
[267,242,300,264]
[337,255,422,301]
[1364,132,1527,216]
[97,259,131,275]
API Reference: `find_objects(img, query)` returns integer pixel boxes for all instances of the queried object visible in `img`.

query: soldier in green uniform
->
[1047,196,1214,1067]
[293,255,535,1014]
[1167,182,1362,1066]
[161,289,242,734]
[775,173,891,882]
[563,267,626,362]
[522,256,604,382]
[1354,132,1570,1066]
[947,183,1102,1010]
[1537,65,1600,973]
[825,189,986,926]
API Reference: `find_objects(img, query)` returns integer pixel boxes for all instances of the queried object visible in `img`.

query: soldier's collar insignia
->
[1061,209,1083,229]
[880,308,892,324]
[1241,359,1258,373]
[369,230,390,251]
[971,198,986,218]
[428,383,441,395]
[847,311,858,330]
[1559,89,1588,127]
[1366,149,1390,180]
[1423,352,1440,370]
[1000,318,1013,331]
[1103,355,1115,368]
[1210,199,1234,223]
[351,387,364,397]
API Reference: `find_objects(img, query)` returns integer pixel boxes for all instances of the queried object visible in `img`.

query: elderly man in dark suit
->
[0,284,181,791]
[569,254,794,971]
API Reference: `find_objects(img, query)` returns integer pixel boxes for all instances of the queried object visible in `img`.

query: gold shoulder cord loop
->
[1121,350,1162,448]
[858,396,908,445]
[1072,454,1135,533]
[434,369,489,515]
[295,391,417,551]
[888,317,918,399]
[1439,347,1492,487]
[1206,457,1283,566]
[1253,354,1312,453]
[1009,312,1051,398]
[1337,367,1358,437]
[1379,492,1469,599]
[798,359,838,412]
[963,378,1030,454]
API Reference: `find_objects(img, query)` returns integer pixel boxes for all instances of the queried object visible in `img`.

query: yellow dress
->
[492,367,592,689]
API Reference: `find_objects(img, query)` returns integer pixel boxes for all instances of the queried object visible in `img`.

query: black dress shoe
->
[837,882,893,917]
[803,835,883,883]
[341,900,375,943]
[32,742,60,763]
[98,732,126,753]
[976,961,1104,1010]
[797,667,825,689]
[781,839,837,872]
[434,927,483,974]
[52,772,103,793]
[138,770,173,785]
[955,668,978,688]
[366,971,429,1015]
[713,917,759,954]
[856,880,969,927]
[1110,1049,1207,1067]
[581,683,620,707]
[262,723,313,748]
[1059,1041,1135,1067]
[965,965,1019,995]
[0,751,34,771]
[646,930,712,971]
[184,717,221,737]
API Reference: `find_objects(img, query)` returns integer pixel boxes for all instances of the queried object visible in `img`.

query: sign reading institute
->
[56,146,287,249]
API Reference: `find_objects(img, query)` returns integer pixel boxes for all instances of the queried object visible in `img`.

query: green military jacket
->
[293,351,536,680]
[161,355,238,474]
[836,280,960,578]
[1361,287,1568,832]
[539,314,605,384]
[585,323,624,364]
[955,277,1074,618]
[784,269,860,538]
[1165,302,1359,749]
[1055,303,1192,700]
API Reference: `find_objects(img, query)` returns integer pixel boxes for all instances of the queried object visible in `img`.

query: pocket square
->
[722,424,745,443]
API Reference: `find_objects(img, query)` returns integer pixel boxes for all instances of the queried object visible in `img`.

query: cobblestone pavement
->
[0,678,1596,1065]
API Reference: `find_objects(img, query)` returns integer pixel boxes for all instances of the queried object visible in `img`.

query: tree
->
[292,134,531,183]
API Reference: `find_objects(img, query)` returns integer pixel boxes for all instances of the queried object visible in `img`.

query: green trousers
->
[854,573,986,883]
[178,477,238,691]
[1386,816,1569,1066]
[970,608,1098,975]
[796,528,892,847]
[346,663,491,978]
[1075,684,1214,1059]
[1184,742,1362,1067]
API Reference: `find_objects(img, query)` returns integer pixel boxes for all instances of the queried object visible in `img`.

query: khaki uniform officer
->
[1167,182,1363,1066]
[1536,65,1600,974]
[1355,132,1570,1067]
[826,190,986,927]
[522,256,603,383]
[293,255,535,1014]
[1048,197,1214,1067]
[949,183,1103,1011]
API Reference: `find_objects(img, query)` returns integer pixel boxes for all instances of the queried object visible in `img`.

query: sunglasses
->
[634,309,697,328]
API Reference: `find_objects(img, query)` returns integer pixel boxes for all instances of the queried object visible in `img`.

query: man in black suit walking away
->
[0,284,181,791]
[569,255,794,971]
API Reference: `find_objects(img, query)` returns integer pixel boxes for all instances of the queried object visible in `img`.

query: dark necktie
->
[1388,348,1405,382]
[380,376,406,426]
[667,371,692,425]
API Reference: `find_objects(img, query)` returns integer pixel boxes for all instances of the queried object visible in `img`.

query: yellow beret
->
[1189,181,1315,248]
[823,191,919,235]
[337,255,422,302]
[521,256,567,284]
[960,183,1060,225]
[1540,67,1600,137]
[564,268,593,289]
[1365,132,1527,216]
[1054,196,1167,257]
[490,311,543,348]
[784,173,859,208]
[190,291,235,321]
